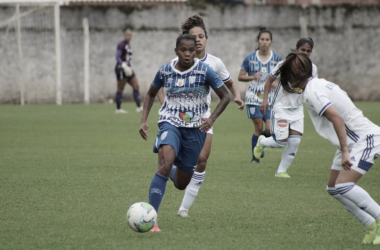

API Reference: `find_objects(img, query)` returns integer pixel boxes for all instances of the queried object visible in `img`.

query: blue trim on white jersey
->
[200,53,208,62]
[345,124,360,142]
[318,102,332,116]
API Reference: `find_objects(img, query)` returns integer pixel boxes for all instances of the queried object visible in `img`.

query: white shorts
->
[331,134,380,175]
[271,115,303,141]
[206,126,213,135]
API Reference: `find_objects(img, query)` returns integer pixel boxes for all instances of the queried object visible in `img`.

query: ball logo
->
[277,120,288,128]
[161,131,168,140]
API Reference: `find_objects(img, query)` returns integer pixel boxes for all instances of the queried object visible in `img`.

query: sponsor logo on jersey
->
[161,71,171,75]
[326,82,335,90]
[176,79,185,87]
[180,111,194,122]
[277,120,288,128]
[189,76,196,84]
[193,70,205,75]
[161,131,168,140]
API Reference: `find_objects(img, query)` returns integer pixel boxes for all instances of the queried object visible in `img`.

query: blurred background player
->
[114,29,143,114]
[277,52,380,245]
[255,38,318,178]
[139,34,230,232]
[168,15,244,218]
[238,27,282,163]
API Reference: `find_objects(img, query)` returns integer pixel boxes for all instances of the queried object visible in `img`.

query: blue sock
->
[133,90,141,107]
[170,165,177,183]
[149,173,168,213]
[251,134,258,157]
[115,92,122,109]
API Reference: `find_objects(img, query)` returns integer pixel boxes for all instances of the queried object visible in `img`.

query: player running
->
[254,38,318,178]
[139,34,230,232]
[114,29,143,114]
[274,52,380,244]
[238,27,282,163]
[166,15,244,218]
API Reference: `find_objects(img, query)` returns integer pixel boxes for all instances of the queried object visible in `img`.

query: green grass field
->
[1,102,380,250]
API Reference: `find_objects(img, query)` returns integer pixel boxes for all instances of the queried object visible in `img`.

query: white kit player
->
[272,53,380,244]
[255,38,317,178]
[157,15,244,218]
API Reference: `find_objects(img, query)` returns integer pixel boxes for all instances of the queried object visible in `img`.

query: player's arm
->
[223,79,244,110]
[140,85,160,141]
[157,88,165,105]
[260,75,275,115]
[238,69,260,82]
[323,106,353,170]
[200,85,230,132]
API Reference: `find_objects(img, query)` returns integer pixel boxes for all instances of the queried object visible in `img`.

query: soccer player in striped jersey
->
[139,34,230,232]
[114,29,142,114]
[276,53,380,244]
[238,27,282,163]
[166,15,244,218]
[254,38,318,178]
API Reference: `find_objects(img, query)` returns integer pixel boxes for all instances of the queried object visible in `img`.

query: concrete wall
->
[0,4,380,104]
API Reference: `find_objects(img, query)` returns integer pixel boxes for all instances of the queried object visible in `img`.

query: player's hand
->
[234,98,244,111]
[341,150,353,171]
[254,72,262,80]
[200,117,214,132]
[139,122,149,141]
[121,62,133,77]
[260,99,269,115]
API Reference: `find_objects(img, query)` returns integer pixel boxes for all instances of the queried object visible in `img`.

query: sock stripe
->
[192,174,205,181]
[337,184,355,195]
[327,189,339,196]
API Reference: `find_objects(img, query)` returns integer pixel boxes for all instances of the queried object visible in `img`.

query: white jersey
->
[173,53,231,118]
[303,77,379,147]
[271,60,318,120]
[152,58,223,128]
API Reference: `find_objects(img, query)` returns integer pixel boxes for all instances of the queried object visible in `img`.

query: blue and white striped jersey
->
[152,58,223,128]
[241,50,282,106]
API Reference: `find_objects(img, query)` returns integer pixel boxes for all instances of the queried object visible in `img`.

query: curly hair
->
[180,15,208,39]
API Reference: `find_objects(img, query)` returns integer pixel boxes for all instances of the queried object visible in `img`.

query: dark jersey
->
[116,40,133,67]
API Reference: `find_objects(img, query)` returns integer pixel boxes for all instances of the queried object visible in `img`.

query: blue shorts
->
[246,105,270,120]
[153,122,206,174]
[115,64,136,81]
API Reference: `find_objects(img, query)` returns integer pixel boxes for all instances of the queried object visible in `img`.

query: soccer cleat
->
[373,220,380,245]
[251,156,260,163]
[136,107,143,113]
[149,223,161,232]
[253,135,266,159]
[275,172,291,178]
[177,210,189,218]
[362,221,376,244]
[115,109,128,114]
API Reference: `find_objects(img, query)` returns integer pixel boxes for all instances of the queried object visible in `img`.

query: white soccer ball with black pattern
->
[127,202,157,233]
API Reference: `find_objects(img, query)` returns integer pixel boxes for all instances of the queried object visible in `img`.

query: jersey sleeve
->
[270,60,283,79]
[151,68,164,89]
[240,55,250,73]
[312,64,319,78]
[205,65,223,90]
[304,86,332,116]
[215,58,231,82]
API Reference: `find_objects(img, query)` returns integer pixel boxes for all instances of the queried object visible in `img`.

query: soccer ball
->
[126,202,157,233]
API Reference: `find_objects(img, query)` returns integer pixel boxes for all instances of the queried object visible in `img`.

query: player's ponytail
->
[276,53,313,93]
[180,15,208,39]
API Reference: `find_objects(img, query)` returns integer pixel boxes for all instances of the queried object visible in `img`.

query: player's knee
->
[174,181,188,190]
[196,157,208,172]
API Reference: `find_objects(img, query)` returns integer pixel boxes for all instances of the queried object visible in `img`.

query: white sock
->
[336,182,380,220]
[327,186,375,226]
[276,135,301,174]
[260,136,285,148]
[179,171,205,212]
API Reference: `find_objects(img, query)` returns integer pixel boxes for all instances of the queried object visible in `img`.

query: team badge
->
[176,79,185,87]
[189,76,196,84]
[261,67,267,73]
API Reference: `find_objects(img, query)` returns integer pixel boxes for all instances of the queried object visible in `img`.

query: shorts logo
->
[176,79,185,87]
[350,156,356,162]
[250,107,255,115]
[180,112,194,122]
[374,154,379,161]
[277,120,288,128]
[189,76,196,84]
[161,131,168,140]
